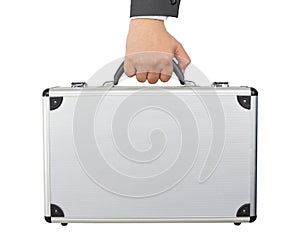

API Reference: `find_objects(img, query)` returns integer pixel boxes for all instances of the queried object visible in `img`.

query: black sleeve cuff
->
[130,0,181,18]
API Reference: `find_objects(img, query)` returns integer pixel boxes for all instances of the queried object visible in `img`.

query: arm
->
[125,0,190,84]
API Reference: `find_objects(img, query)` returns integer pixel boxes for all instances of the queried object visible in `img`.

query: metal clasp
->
[212,82,229,88]
[71,82,88,88]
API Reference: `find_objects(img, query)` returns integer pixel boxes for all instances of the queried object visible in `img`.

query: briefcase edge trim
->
[249,95,258,218]
[49,217,252,224]
[43,96,51,217]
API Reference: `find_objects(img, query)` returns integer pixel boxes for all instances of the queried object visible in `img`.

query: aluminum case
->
[43,83,258,225]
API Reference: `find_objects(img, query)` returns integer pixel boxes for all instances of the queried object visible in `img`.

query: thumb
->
[174,43,191,73]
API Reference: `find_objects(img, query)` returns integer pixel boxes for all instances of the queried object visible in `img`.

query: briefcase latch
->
[71,82,88,88]
[212,82,229,87]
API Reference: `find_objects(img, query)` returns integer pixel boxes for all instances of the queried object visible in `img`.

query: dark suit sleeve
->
[130,0,181,18]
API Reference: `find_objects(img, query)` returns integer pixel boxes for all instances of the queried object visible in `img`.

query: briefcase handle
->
[113,60,186,85]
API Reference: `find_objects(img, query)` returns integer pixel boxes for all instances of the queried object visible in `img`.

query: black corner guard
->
[236,203,250,217]
[250,216,257,223]
[250,87,258,96]
[45,204,65,224]
[237,96,251,110]
[51,204,65,217]
[43,88,50,97]
[50,97,63,111]
[45,216,51,223]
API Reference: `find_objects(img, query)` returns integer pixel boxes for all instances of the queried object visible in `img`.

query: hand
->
[125,19,191,84]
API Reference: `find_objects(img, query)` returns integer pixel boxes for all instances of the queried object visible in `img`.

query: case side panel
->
[43,97,51,217]
[250,96,258,219]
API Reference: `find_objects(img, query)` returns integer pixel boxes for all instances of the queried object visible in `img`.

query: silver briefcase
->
[43,62,258,225]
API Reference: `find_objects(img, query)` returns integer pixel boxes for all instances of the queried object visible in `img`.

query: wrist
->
[130,18,165,26]
[129,18,166,31]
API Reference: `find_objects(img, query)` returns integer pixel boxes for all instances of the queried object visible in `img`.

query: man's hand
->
[125,19,191,84]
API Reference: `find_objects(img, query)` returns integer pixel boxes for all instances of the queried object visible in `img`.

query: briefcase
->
[43,62,258,225]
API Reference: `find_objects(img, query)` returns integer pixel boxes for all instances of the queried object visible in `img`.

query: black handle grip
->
[113,60,185,85]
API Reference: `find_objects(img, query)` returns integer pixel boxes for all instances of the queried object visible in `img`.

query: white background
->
[1,0,299,247]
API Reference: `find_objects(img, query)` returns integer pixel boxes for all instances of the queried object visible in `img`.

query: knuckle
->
[124,68,132,77]
[124,66,135,77]
[125,55,134,64]
[161,57,172,67]
[186,57,191,64]
[148,59,158,68]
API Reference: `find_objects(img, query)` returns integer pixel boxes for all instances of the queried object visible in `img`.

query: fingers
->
[125,51,187,84]
[134,70,169,84]
[125,54,172,84]
[174,43,191,73]
[124,59,136,78]
[136,72,147,83]
[147,72,159,84]
[160,74,171,82]
[160,59,173,83]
